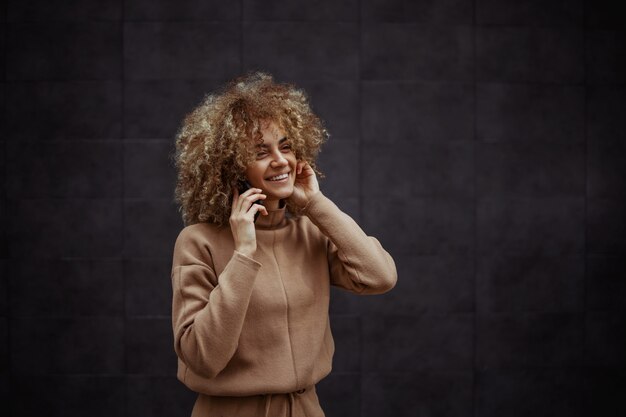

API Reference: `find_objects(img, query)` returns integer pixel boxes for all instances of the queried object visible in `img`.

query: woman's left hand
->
[288,160,320,209]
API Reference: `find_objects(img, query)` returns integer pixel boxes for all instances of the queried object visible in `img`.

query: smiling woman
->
[244,122,298,210]
[173,72,326,227]
[170,72,397,417]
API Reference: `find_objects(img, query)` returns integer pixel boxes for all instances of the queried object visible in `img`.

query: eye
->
[256,150,268,158]
[281,143,292,151]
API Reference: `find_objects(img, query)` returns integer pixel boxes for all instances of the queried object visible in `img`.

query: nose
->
[270,150,288,167]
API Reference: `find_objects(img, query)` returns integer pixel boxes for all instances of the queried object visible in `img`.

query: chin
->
[272,188,294,201]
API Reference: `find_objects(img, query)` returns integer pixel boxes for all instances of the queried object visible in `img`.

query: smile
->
[267,173,289,181]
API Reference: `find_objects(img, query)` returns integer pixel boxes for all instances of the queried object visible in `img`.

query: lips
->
[267,172,289,181]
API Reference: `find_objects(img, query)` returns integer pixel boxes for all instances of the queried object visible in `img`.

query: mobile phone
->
[237,179,262,222]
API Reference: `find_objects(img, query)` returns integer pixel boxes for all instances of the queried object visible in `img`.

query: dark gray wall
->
[1,0,625,416]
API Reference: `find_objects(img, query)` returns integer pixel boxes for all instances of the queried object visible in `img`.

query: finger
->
[300,162,314,177]
[239,193,267,214]
[231,187,239,206]
[235,188,261,211]
[297,161,305,175]
[250,203,269,217]
[244,193,266,202]
[240,187,263,200]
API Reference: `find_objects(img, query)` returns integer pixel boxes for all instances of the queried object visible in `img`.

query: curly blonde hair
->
[173,72,329,227]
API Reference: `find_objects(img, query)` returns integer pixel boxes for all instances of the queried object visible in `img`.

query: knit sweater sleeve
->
[302,191,397,295]
[171,226,261,379]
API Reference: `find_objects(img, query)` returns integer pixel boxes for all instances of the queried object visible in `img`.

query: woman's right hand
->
[229,187,268,257]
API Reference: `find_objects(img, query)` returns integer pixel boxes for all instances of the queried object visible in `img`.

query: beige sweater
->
[171,191,397,397]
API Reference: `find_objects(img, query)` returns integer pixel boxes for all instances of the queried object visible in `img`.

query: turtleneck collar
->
[255,200,288,229]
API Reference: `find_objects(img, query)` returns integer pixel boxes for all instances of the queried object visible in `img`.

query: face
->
[244,121,297,210]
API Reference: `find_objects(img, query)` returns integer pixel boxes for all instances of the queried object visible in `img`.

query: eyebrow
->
[256,137,289,149]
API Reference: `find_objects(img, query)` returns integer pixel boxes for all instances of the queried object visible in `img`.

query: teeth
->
[268,173,288,181]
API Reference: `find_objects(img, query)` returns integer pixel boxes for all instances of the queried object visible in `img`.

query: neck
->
[255,199,287,229]
[263,199,285,210]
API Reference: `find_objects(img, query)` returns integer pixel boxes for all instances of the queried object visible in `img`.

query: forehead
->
[257,121,286,143]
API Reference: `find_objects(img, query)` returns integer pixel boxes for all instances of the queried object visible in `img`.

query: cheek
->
[245,163,263,182]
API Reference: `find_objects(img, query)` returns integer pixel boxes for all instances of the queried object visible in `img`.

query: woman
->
[171,72,397,417]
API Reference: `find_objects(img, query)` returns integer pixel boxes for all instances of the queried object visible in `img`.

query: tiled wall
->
[1,1,624,416]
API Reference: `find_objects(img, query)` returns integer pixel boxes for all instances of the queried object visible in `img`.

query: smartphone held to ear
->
[237,180,263,222]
